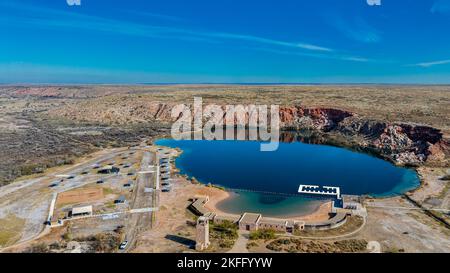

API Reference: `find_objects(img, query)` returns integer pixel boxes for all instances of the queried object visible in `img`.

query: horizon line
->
[1,82,450,86]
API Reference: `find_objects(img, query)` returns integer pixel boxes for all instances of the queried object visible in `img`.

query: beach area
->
[202,187,332,222]
[176,177,333,223]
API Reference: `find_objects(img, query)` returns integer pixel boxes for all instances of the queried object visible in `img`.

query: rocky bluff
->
[279,106,448,166]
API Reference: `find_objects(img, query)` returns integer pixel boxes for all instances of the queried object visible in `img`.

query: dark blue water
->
[155,139,420,217]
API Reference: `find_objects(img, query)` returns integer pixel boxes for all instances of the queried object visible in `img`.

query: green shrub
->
[246,242,258,249]
[210,220,239,250]
[62,232,72,241]
[91,233,121,252]
[23,243,50,253]
[249,229,276,240]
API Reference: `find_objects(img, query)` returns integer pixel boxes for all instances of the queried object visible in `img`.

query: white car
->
[119,241,128,250]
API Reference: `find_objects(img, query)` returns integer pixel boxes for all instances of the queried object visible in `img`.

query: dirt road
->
[122,151,156,252]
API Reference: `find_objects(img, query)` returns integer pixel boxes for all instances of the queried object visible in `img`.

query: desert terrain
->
[0,85,448,253]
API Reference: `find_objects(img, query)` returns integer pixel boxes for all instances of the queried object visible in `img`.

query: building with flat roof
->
[212,214,241,225]
[70,205,93,217]
[259,218,288,232]
[238,213,262,231]
[97,165,120,174]
[189,196,209,215]
[190,195,342,233]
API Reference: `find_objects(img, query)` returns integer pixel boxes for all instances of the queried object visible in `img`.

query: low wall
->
[304,212,347,230]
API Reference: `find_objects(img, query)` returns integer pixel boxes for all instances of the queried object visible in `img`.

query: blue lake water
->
[155,139,420,217]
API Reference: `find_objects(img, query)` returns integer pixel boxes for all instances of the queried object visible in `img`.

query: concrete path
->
[228,231,249,253]
[366,204,449,212]
[130,207,158,213]
[286,216,367,241]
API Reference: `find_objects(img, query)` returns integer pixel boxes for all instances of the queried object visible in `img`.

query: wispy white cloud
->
[412,59,450,67]
[431,0,450,15]
[0,1,332,52]
[202,32,333,52]
[297,43,332,52]
[340,56,371,62]
[329,15,381,43]
[253,47,371,63]
[0,1,379,63]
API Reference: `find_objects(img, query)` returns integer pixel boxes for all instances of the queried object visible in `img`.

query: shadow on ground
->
[165,234,195,249]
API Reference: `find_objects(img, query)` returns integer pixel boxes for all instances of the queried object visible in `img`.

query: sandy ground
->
[132,174,333,253]
[56,188,104,205]
[132,177,198,253]
[412,167,449,210]
[0,147,139,251]
[360,197,450,253]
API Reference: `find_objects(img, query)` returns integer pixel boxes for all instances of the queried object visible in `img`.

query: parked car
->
[115,195,126,204]
[119,241,128,250]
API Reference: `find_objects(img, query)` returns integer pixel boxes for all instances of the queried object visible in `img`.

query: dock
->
[298,184,344,208]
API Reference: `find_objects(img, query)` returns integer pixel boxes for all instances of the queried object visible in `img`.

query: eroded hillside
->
[0,85,449,184]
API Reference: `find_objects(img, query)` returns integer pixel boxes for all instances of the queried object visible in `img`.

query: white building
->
[71,205,93,217]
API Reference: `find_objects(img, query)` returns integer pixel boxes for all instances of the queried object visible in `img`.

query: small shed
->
[71,205,93,217]
[213,214,240,226]
[97,165,120,174]
[238,213,262,231]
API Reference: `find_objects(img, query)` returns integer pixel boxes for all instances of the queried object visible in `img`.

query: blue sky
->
[1,0,450,83]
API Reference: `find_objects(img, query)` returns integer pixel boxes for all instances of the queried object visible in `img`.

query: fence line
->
[225,187,331,199]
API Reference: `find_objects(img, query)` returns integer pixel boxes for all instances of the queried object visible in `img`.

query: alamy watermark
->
[171,97,280,151]
[66,0,81,6]
[367,0,381,6]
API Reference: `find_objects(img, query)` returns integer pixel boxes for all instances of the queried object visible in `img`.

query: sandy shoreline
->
[193,184,332,223]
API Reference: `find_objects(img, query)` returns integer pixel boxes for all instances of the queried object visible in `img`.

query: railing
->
[224,187,334,199]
